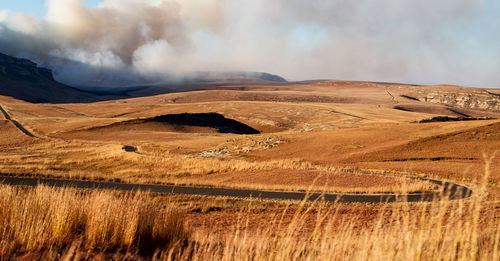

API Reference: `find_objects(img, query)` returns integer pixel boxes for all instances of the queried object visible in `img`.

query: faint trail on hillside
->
[386,87,398,104]
[0,175,472,203]
[486,90,500,97]
[330,110,367,120]
[0,104,37,138]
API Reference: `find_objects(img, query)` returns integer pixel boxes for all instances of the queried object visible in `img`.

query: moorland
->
[0,53,499,259]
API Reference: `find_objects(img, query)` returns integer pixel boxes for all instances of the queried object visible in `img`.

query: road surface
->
[0,175,472,203]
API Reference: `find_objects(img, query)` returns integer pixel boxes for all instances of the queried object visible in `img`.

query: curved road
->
[0,175,472,203]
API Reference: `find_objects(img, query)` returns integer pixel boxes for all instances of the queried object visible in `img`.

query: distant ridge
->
[185,71,287,83]
[0,53,288,103]
[0,53,96,103]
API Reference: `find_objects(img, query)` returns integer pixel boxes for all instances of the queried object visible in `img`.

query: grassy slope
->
[0,81,499,195]
[1,81,500,259]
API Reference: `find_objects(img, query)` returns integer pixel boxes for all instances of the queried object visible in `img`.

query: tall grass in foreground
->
[0,186,499,260]
[0,153,499,260]
[178,197,499,261]
[173,154,499,261]
[0,186,188,259]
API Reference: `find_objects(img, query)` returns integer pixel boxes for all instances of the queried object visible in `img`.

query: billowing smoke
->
[0,0,498,88]
[0,0,191,86]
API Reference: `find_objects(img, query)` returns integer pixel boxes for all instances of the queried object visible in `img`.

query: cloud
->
[0,0,497,87]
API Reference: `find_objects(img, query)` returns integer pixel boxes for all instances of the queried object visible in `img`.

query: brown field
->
[1,80,500,259]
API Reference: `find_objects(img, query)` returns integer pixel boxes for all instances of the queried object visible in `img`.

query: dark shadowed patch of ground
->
[83,112,261,135]
[415,116,495,123]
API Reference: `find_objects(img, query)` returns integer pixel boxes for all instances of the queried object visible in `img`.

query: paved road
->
[0,104,37,138]
[0,175,472,203]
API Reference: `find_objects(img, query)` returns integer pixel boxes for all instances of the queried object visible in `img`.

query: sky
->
[0,0,500,88]
[2,0,101,17]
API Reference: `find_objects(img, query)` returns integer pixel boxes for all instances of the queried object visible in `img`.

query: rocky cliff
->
[394,84,500,112]
[419,91,500,111]
[0,53,96,103]
[0,53,55,81]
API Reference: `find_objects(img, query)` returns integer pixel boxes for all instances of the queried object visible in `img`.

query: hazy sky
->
[2,0,101,17]
[1,0,500,88]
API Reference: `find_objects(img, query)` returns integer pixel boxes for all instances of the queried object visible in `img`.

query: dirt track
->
[0,104,36,138]
[0,175,472,203]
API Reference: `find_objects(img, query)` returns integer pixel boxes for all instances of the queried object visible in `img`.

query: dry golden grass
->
[0,139,439,194]
[176,157,500,260]
[2,76,500,259]
[180,200,500,261]
[0,121,32,145]
[1,91,499,197]
[0,185,189,259]
[167,154,499,261]
[1,80,499,197]
[1,170,498,260]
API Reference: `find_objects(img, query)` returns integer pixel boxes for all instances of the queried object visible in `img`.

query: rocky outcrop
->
[418,91,500,111]
[0,53,54,81]
[0,52,96,103]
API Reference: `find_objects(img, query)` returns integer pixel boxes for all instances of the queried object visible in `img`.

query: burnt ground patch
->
[143,113,260,134]
[415,116,495,123]
[85,112,260,135]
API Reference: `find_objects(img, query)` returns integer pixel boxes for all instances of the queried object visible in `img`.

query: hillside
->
[0,53,97,103]
[1,64,499,260]
[0,53,290,103]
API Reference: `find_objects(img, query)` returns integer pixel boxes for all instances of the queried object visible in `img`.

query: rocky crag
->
[0,52,95,103]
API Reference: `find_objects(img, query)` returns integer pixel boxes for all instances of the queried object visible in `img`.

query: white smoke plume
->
[0,0,497,87]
